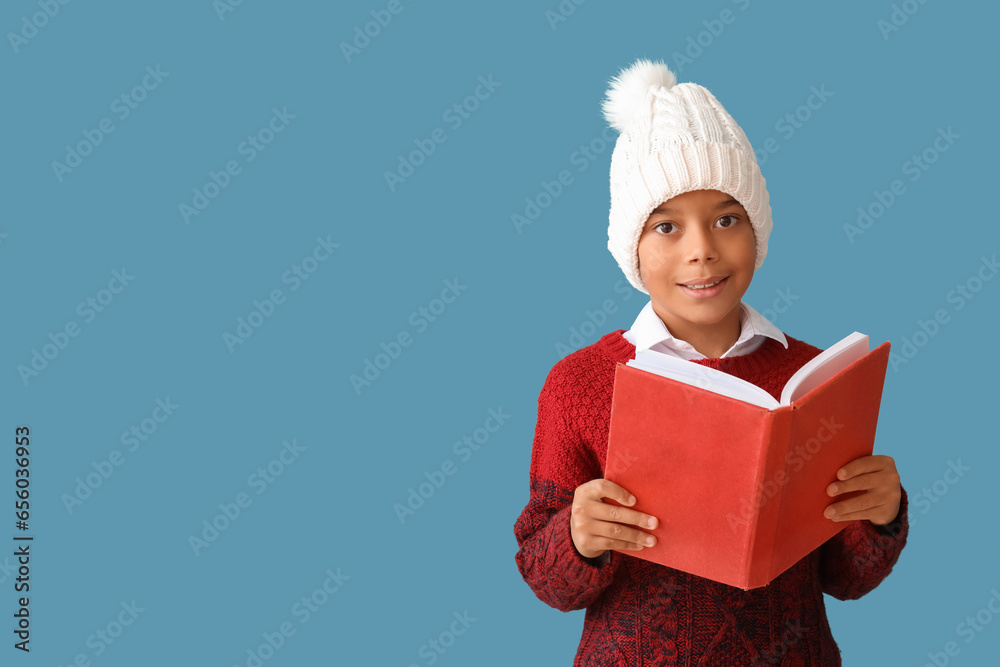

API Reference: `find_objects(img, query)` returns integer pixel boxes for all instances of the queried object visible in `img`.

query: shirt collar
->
[625,300,788,356]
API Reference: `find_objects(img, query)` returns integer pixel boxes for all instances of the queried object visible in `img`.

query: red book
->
[603,334,891,590]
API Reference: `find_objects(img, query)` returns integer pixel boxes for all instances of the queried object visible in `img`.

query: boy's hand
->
[570,479,659,559]
[824,454,901,526]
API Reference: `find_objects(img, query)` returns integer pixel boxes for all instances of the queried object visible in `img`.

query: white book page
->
[626,331,871,409]
[779,332,869,405]
[627,350,779,409]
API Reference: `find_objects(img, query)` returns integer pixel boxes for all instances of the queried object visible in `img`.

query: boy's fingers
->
[594,521,657,548]
[600,538,646,552]
[593,478,636,506]
[835,454,893,481]
[595,501,658,530]
[827,471,887,496]
[826,506,894,523]
[824,492,892,519]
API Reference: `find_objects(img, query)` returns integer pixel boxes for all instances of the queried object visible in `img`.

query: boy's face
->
[637,188,757,352]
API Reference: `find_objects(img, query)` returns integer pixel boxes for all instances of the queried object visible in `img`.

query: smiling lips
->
[678,275,728,298]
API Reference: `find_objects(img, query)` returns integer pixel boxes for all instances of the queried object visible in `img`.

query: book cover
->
[603,342,891,589]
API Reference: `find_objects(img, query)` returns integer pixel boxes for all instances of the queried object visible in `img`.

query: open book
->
[626,331,871,408]
[603,333,891,590]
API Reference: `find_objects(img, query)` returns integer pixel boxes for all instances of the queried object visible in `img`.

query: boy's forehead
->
[651,190,744,213]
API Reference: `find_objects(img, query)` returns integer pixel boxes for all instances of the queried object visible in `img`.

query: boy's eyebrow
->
[652,198,741,214]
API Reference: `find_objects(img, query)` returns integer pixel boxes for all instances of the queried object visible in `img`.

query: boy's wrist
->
[581,550,611,566]
[867,487,908,537]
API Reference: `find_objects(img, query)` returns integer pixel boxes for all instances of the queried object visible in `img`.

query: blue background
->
[3,0,998,664]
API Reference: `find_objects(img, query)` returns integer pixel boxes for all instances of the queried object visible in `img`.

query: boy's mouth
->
[678,276,728,298]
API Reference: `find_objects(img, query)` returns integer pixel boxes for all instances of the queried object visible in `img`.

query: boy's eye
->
[654,222,678,234]
[715,215,739,228]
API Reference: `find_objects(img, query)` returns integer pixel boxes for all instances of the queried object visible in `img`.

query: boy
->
[513,59,908,666]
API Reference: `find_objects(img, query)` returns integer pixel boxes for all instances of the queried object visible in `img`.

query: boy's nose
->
[683,226,718,263]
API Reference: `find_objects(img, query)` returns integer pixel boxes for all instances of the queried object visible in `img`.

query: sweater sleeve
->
[513,367,620,612]
[818,484,909,600]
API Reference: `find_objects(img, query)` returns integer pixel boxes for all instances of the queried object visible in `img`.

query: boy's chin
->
[664,300,743,324]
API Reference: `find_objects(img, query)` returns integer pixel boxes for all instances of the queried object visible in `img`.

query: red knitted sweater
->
[514,329,909,667]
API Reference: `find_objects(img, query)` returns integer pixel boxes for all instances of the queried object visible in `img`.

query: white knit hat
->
[603,58,772,294]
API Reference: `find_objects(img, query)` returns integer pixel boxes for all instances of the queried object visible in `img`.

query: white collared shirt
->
[621,300,788,360]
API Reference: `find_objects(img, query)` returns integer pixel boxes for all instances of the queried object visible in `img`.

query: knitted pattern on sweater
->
[514,330,909,667]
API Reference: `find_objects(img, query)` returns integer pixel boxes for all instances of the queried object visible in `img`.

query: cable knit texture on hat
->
[603,59,772,294]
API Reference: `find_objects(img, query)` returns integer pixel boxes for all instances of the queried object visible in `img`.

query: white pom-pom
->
[601,58,677,132]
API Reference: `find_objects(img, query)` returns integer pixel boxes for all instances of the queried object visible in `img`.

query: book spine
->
[744,408,794,589]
